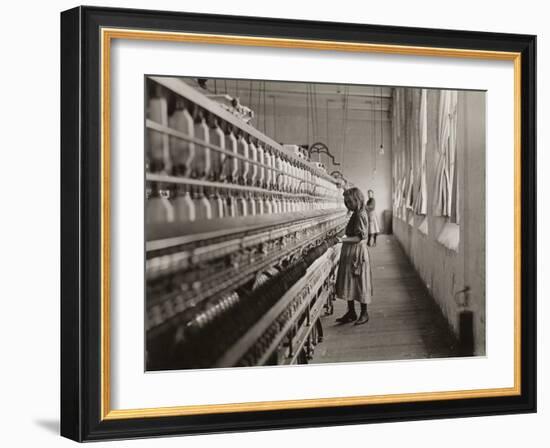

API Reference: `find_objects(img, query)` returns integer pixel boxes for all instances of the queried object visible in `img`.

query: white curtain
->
[414,89,428,215]
[406,90,418,212]
[400,150,407,216]
[392,88,399,216]
[392,149,398,215]
[433,90,458,219]
[406,164,414,209]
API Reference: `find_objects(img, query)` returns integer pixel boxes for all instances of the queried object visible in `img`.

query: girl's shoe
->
[354,312,370,325]
[335,312,357,324]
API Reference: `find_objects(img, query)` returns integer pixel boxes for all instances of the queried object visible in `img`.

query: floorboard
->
[311,235,458,364]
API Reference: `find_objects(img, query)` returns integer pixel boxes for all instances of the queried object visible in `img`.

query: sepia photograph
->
[144,75,486,372]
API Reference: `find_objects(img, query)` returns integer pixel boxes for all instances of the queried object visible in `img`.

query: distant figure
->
[334,187,374,326]
[197,78,209,90]
[366,189,381,247]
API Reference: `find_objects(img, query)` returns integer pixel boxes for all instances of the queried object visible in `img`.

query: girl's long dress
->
[335,209,374,304]
[366,198,381,235]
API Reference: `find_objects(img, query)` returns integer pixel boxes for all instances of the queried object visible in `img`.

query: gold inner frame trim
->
[100,27,522,420]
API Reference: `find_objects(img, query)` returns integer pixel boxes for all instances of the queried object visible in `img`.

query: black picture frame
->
[61,5,537,442]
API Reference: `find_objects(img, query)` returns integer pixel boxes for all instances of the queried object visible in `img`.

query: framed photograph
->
[60,6,536,441]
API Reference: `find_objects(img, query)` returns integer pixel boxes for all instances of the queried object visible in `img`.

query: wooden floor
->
[311,235,458,364]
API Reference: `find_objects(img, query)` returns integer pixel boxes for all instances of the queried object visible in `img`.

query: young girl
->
[366,189,381,247]
[334,187,374,325]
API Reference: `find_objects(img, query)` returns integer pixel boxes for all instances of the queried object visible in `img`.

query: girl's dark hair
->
[343,187,365,211]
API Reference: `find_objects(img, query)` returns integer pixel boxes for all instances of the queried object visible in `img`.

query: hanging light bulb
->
[379,86,385,155]
[371,88,377,176]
